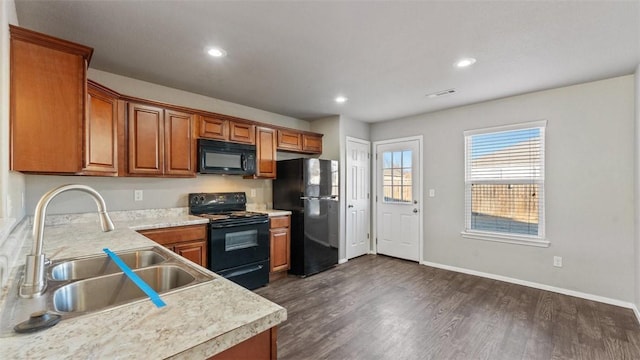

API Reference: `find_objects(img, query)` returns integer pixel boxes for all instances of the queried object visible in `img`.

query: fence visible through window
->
[470,183,539,235]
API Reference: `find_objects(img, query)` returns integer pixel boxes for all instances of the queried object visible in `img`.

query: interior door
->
[346,138,371,259]
[375,138,421,262]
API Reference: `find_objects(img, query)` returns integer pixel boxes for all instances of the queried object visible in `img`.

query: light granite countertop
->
[0,212,286,359]
[254,209,292,217]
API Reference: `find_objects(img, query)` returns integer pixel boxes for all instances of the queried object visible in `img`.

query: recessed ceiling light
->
[335,96,348,104]
[455,57,476,68]
[207,47,227,58]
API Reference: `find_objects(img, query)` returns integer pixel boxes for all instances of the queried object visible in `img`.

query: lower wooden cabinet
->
[137,224,207,267]
[208,327,277,360]
[269,215,290,281]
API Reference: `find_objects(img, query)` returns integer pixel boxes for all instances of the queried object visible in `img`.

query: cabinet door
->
[209,328,276,360]
[302,134,323,154]
[10,26,90,173]
[164,110,195,176]
[84,83,118,174]
[255,126,277,179]
[174,241,207,267]
[276,130,302,151]
[229,121,255,144]
[199,115,228,140]
[270,228,290,273]
[128,103,164,175]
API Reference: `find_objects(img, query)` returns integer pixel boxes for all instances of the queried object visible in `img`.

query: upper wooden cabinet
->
[302,133,323,153]
[199,115,228,140]
[276,129,323,154]
[127,102,195,177]
[277,129,302,151]
[9,25,93,173]
[164,109,196,176]
[229,121,255,145]
[84,81,120,175]
[198,115,255,145]
[250,126,277,179]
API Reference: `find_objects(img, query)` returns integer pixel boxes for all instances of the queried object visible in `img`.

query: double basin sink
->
[4,246,215,333]
[49,247,214,314]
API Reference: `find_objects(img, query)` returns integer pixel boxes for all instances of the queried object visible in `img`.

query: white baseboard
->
[420,260,636,311]
[633,304,640,325]
[338,258,348,264]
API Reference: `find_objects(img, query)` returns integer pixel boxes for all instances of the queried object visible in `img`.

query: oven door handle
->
[224,264,265,278]
[209,219,268,228]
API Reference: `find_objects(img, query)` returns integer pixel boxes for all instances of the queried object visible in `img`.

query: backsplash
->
[24,174,273,216]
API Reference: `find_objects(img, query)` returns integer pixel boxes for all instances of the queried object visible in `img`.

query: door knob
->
[413,209,418,213]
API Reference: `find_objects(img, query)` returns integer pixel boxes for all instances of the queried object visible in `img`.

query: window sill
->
[460,230,550,248]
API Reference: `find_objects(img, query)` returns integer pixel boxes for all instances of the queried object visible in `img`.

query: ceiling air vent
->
[426,88,456,98]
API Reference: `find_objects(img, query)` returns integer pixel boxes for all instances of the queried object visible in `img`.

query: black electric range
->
[189,192,269,290]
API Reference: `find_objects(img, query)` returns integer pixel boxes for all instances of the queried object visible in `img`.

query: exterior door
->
[346,137,371,259]
[375,138,422,262]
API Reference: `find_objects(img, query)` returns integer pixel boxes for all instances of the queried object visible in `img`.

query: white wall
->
[371,75,635,302]
[88,69,309,130]
[24,174,272,215]
[310,115,371,261]
[0,0,25,221]
[310,116,340,161]
[24,70,315,215]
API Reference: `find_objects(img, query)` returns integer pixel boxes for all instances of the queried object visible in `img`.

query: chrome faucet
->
[20,184,115,298]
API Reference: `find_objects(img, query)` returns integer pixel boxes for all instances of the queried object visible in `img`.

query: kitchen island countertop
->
[0,213,286,359]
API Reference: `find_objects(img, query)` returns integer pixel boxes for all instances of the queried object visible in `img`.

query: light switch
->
[429,189,435,197]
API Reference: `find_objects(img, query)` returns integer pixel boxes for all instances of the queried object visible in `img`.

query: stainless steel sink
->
[1,246,216,334]
[50,250,167,281]
[53,265,197,313]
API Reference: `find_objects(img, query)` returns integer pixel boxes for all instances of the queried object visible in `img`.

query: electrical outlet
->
[250,189,257,198]
[134,190,143,202]
[429,189,435,197]
[553,256,563,268]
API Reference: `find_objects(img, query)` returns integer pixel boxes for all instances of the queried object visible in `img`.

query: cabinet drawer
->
[138,224,207,246]
[270,216,290,229]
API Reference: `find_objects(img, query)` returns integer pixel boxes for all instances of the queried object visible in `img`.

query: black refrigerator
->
[273,158,339,276]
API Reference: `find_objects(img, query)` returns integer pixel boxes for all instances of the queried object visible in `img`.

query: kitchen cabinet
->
[127,102,196,177]
[276,129,323,154]
[208,327,277,360]
[246,126,277,179]
[229,120,256,144]
[9,25,93,173]
[83,80,121,175]
[137,224,207,267]
[302,133,323,153]
[198,115,256,145]
[269,215,290,281]
[198,114,228,140]
[276,129,302,151]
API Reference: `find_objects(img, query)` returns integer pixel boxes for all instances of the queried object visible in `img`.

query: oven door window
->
[225,229,258,251]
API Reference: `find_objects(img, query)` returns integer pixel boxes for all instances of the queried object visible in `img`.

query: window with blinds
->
[464,121,546,241]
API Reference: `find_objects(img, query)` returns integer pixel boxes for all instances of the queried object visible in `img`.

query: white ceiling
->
[14,1,640,123]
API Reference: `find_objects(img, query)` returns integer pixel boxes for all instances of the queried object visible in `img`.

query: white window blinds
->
[464,121,546,239]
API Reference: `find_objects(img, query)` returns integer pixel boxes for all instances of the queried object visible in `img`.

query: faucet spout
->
[20,184,114,298]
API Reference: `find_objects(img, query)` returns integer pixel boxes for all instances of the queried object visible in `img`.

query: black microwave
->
[198,139,256,175]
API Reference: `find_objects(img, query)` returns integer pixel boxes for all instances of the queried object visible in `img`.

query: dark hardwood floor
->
[255,255,640,360]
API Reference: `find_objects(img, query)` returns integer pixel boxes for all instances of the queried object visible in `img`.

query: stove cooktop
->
[197,211,267,222]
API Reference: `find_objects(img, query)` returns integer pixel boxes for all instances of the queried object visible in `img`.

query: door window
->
[382,150,412,203]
